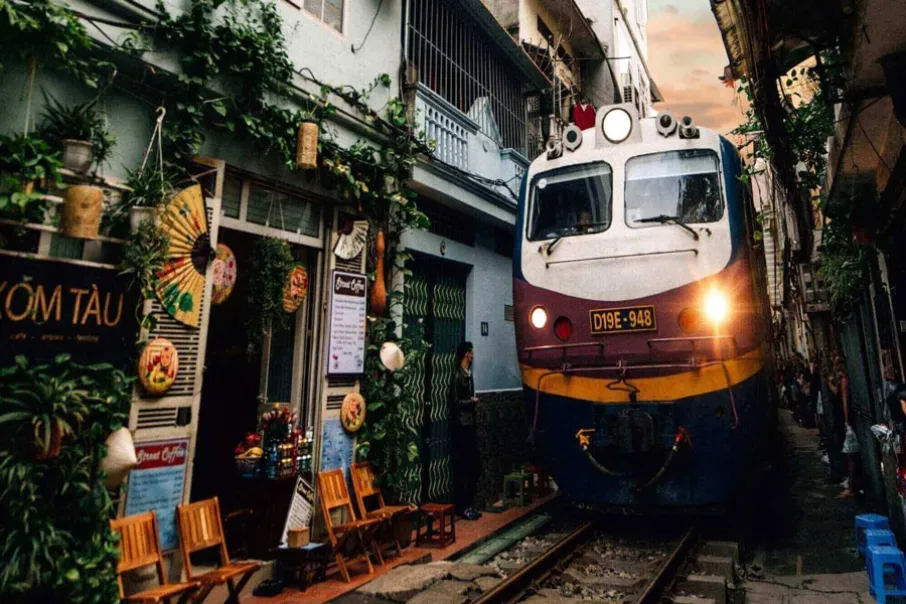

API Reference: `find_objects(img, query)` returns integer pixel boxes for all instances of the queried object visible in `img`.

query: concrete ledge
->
[677,574,727,604]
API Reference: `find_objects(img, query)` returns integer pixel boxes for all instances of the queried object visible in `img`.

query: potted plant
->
[247,237,295,352]
[123,166,175,232]
[0,132,62,221]
[120,219,170,333]
[39,94,115,174]
[0,354,93,460]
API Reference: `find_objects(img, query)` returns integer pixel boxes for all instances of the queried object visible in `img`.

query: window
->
[528,163,613,241]
[304,0,343,32]
[624,150,723,227]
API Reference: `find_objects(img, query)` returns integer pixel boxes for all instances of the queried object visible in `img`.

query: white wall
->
[401,224,521,392]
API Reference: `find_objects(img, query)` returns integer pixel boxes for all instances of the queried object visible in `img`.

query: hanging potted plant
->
[0,132,62,222]
[295,112,319,171]
[122,166,175,232]
[247,237,295,352]
[120,219,170,336]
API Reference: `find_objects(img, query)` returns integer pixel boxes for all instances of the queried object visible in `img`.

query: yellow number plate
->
[589,305,657,335]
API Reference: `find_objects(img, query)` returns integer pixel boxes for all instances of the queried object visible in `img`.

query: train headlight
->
[530,306,548,329]
[703,290,729,324]
[602,109,632,143]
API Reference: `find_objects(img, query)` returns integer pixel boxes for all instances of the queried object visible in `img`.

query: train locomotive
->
[513,104,774,511]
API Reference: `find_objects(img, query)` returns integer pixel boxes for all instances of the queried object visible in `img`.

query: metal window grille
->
[407,0,528,155]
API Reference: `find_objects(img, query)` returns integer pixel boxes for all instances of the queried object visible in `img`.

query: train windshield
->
[625,149,723,227]
[528,163,613,241]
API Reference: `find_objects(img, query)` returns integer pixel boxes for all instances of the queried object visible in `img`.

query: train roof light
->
[602,108,633,143]
[656,111,678,137]
[563,125,583,151]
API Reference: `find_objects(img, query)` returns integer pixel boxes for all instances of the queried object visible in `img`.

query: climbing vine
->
[732,50,875,312]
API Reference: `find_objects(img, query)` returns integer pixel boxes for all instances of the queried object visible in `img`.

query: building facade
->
[0,0,543,573]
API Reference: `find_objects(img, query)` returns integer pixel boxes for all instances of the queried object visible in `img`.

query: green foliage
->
[39,93,117,168]
[247,237,295,353]
[0,354,131,603]
[818,183,881,312]
[356,315,428,502]
[0,0,110,89]
[120,219,170,300]
[0,131,62,220]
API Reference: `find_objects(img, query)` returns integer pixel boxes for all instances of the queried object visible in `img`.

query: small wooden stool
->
[503,471,533,507]
[416,503,455,547]
[276,542,330,591]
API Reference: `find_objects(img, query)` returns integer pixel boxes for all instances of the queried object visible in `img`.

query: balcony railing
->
[425,104,471,171]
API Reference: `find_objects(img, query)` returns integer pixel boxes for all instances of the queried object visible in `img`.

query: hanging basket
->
[295,121,319,170]
[129,206,156,233]
[61,185,104,239]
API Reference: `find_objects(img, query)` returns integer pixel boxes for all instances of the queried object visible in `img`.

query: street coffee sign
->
[0,254,138,366]
[326,270,367,376]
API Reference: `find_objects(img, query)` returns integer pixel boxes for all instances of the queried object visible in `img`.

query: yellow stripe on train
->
[519,345,767,403]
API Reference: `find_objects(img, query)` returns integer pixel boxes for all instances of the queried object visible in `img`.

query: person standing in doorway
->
[451,342,482,520]
[835,356,861,498]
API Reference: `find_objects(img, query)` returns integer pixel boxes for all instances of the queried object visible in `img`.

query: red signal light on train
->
[553,317,573,341]
[677,307,700,334]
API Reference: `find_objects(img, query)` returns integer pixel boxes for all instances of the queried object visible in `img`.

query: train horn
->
[656,111,677,137]
[679,115,700,139]
[563,124,583,151]
[546,137,563,159]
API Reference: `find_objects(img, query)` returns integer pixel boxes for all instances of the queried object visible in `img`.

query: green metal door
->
[404,257,467,503]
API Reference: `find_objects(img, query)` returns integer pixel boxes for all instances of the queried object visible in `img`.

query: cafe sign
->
[0,255,138,366]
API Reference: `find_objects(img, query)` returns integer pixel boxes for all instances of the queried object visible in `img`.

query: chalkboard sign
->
[326,270,366,376]
[0,254,137,367]
[279,475,314,546]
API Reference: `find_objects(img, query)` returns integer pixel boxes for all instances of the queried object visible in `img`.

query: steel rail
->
[472,521,594,604]
[633,525,699,604]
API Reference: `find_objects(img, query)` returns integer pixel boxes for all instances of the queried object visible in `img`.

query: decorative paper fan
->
[283,264,309,313]
[212,243,237,305]
[155,184,211,327]
[138,337,179,394]
[333,220,368,260]
[341,392,366,432]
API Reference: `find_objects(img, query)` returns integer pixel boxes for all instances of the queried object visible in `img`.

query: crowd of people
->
[780,350,861,498]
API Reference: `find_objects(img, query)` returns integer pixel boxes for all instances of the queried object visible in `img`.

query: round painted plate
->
[138,338,179,394]
[283,264,309,313]
[341,392,366,433]
[211,243,237,305]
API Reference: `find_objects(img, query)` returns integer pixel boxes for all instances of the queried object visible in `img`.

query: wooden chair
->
[317,469,383,582]
[110,512,199,603]
[176,497,261,603]
[350,461,417,558]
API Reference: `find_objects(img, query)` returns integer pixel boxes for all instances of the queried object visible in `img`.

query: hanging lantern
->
[60,185,104,239]
[138,337,179,394]
[211,243,238,305]
[283,264,309,313]
[379,342,405,372]
[369,228,388,316]
[295,121,319,170]
[341,392,366,433]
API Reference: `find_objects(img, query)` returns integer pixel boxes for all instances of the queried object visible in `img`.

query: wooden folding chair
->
[350,461,417,558]
[317,468,383,582]
[110,512,199,604]
[176,497,261,603]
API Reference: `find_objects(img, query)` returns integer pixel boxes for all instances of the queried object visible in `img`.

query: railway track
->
[351,506,737,604]
[474,522,698,604]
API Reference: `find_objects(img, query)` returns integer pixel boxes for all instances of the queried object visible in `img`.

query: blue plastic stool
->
[866,545,906,603]
[857,514,891,555]
[866,530,898,553]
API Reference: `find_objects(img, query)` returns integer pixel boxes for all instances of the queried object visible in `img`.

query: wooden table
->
[416,503,455,547]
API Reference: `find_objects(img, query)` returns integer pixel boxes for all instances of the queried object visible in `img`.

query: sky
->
[647,0,744,136]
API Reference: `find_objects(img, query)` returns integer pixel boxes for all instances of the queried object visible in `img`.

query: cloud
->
[648,5,745,136]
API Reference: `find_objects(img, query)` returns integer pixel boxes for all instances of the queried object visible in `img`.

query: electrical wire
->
[855,113,893,174]
[351,0,384,54]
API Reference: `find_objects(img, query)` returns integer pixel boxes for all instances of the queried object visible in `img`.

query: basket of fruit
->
[235,433,263,478]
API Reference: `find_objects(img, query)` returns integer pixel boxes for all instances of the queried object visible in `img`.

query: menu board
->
[326,270,367,376]
[279,476,315,546]
[123,439,189,551]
